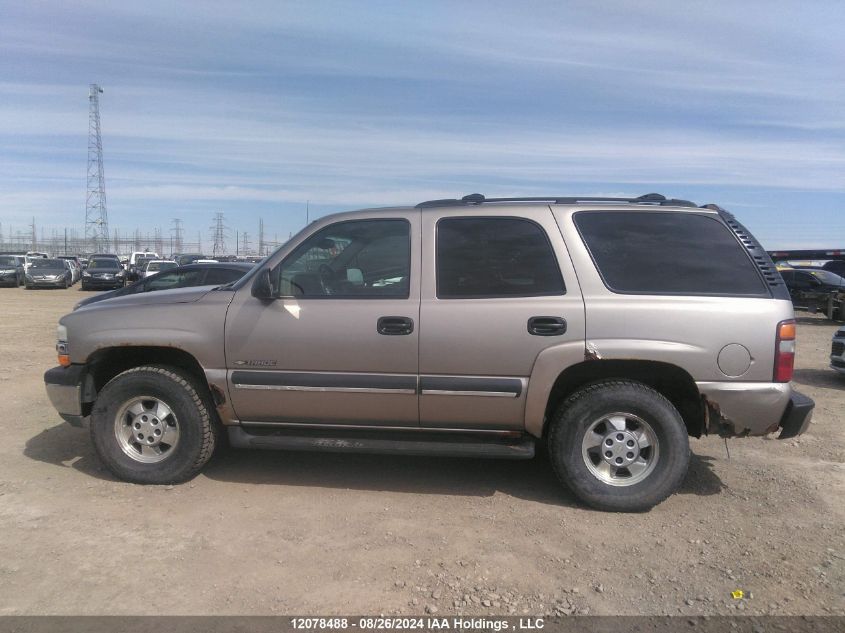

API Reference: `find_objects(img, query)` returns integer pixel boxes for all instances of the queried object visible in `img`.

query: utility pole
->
[197,231,202,254]
[258,218,265,256]
[31,217,36,252]
[242,231,250,256]
[85,84,109,253]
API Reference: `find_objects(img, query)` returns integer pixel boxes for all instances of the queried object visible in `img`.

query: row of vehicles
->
[1,251,256,302]
[0,253,83,289]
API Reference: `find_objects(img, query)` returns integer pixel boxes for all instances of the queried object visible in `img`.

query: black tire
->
[90,365,218,484]
[547,380,689,512]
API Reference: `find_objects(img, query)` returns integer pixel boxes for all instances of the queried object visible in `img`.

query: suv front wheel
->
[90,365,218,484]
[548,380,690,512]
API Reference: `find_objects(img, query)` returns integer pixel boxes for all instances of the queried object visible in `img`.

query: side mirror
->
[251,268,273,300]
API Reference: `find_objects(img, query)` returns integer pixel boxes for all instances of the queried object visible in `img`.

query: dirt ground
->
[0,286,842,616]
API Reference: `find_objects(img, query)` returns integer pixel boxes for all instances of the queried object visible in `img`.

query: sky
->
[0,0,843,252]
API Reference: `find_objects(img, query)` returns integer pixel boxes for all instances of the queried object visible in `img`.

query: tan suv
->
[44,193,814,511]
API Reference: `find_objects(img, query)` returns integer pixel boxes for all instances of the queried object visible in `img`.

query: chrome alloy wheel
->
[114,396,180,463]
[581,412,659,486]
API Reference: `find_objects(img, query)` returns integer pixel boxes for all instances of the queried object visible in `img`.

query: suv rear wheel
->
[90,365,218,484]
[548,380,689,512]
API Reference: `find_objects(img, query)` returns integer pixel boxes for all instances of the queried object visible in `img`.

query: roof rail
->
[416,193,698,208]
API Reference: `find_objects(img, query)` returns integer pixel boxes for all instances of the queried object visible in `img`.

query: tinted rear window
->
[574,211,768,296]
[437,217,565,298]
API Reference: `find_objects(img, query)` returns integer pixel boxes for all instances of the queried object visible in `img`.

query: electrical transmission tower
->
[210,212,228,257]
[85,84,109,253]
[170,218,184,256]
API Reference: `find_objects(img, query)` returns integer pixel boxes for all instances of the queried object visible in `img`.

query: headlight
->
[83,271,91,277]
[117,270,125,277]
[56,324,69,366]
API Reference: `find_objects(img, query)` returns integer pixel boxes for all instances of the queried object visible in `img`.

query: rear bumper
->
[777,391,814,439]
[696,381,813,438]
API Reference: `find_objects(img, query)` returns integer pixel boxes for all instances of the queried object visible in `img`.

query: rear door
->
[419,205,585,429]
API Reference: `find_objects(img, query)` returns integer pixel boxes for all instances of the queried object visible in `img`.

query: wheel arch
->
[83,346,220,415]
[533,359,704,439]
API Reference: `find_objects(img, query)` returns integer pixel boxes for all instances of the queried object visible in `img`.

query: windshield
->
[147,261,177,272]
[0,256,17,266]
[30,259,64,269]
[89,258,119,269]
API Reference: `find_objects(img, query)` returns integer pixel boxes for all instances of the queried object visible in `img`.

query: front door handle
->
[528,316,567,336]
[377,316,414,336]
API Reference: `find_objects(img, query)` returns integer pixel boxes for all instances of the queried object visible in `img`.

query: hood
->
[75,285,218,311]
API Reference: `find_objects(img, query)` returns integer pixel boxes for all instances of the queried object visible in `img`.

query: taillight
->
[774,320,796,382]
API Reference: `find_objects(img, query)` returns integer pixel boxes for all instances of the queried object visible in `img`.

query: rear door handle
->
[377,316,414,336]
[527,316,567,336]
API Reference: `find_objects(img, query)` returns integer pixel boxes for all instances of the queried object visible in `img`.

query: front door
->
[225,212,420,426]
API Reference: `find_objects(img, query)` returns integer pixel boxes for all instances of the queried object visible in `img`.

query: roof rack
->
[416,193,698,208]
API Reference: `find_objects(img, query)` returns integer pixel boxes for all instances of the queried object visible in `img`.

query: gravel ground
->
[0,286,842,616]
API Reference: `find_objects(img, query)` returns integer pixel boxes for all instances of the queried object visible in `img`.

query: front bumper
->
[44,365,90,427]
[82,276,123,289]
[696,381,814,438]
[28,278,65,287]
[830,335,845,374]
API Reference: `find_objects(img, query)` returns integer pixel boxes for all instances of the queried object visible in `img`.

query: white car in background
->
[141,260,178,279]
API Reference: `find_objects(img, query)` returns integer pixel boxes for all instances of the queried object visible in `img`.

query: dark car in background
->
[24,258,72,289]
[81,257,127,290]
[74,262,253,310]
[781,268,845,320]
[0,254,25,287]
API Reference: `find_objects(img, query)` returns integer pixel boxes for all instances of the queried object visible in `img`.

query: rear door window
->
[436,217,565,298]
[574,211,768,296]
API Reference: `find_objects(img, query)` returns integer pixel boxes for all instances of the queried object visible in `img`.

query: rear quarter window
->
[574,211,768,296]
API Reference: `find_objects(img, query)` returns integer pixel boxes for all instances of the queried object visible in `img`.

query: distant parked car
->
[81,257,127,291]
[173,253,205,266]
[780,268,845,320]
[58,256,82,284]
[141,260,178,279]
[831,326,845,375]
[74,262,254,310]
[128,255,157,282]
[0,254,25,287]
[24,258,72,289]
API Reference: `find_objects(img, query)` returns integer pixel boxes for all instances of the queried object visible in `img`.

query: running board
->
[228,426,535,460]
